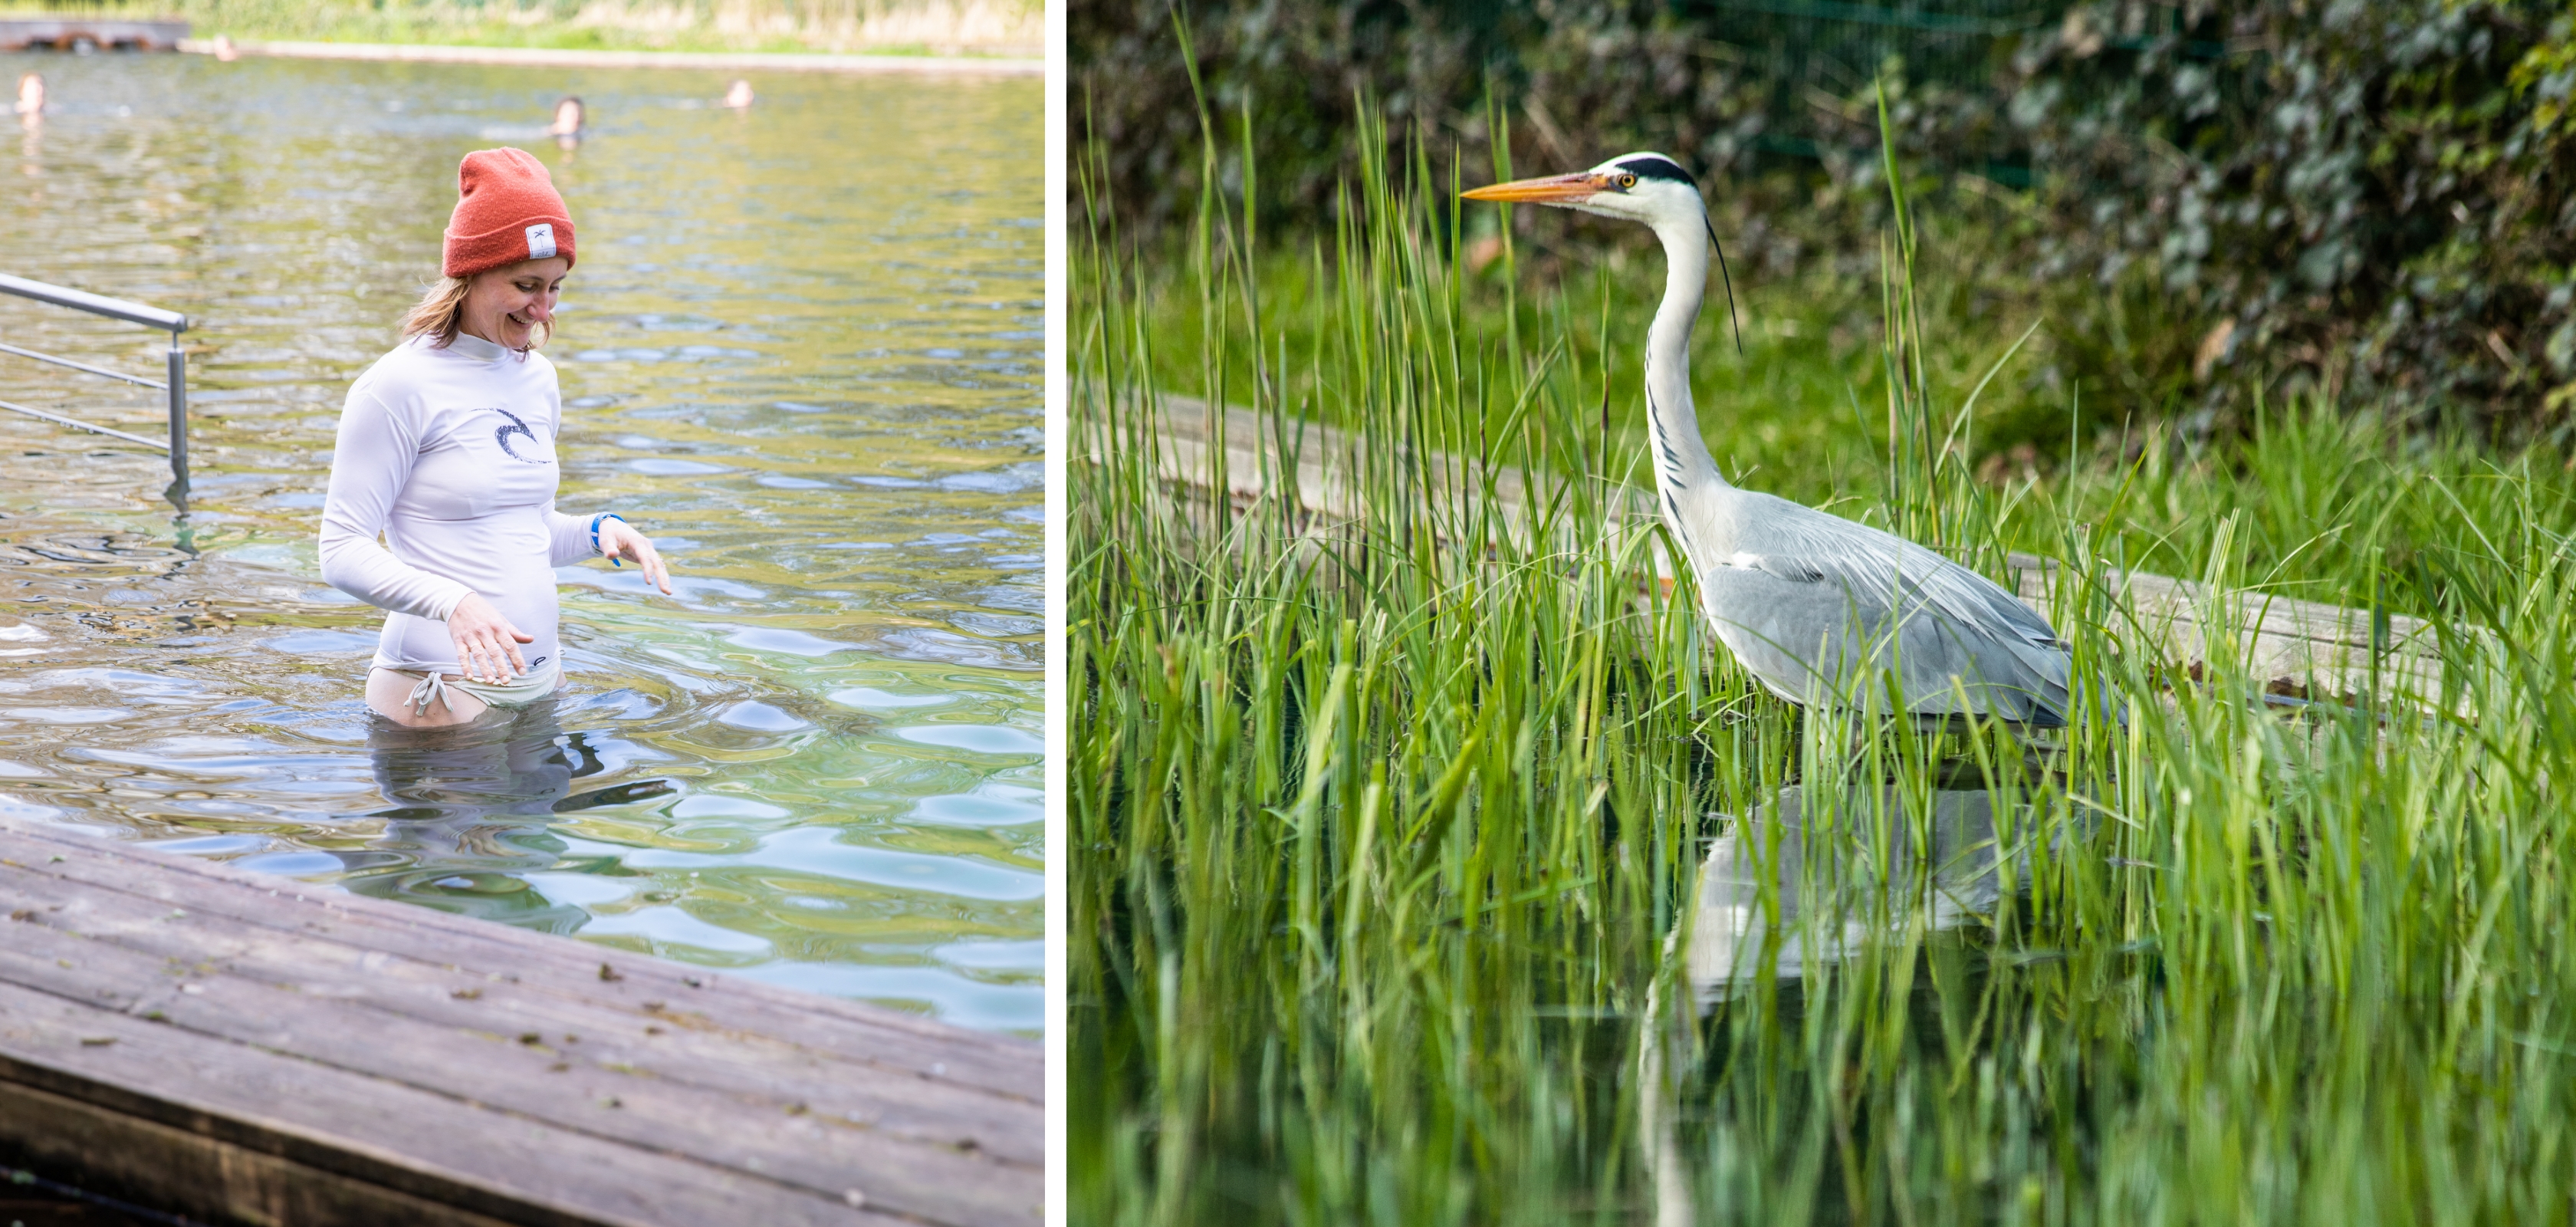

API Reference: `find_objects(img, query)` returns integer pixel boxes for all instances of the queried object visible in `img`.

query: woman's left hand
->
[599,518,674,595]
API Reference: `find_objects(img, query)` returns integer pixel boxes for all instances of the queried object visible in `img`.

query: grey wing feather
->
[1741,495,2062,646]
[1700,492,2072,724]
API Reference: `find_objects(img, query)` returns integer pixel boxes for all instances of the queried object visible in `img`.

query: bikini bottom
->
[383,662,564,718]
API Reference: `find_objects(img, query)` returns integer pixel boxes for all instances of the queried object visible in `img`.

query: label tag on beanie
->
[525,222,557,260]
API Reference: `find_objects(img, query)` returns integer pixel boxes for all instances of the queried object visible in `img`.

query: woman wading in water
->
[321,147,670,729]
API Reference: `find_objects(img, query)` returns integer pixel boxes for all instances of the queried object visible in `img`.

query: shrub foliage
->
[1073,0,2576,432]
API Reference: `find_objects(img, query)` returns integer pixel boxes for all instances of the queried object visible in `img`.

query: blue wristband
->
[590,512,628,566]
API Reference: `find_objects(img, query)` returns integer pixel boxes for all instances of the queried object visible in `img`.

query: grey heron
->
[1464,153,2075,725]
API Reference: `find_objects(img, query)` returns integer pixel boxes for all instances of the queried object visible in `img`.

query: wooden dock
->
[0,19,188,52]
[1130,396,2446,699]
[0,815,1040,1227]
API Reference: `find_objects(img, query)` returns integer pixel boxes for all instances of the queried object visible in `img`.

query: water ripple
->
[0,53,1042,1034]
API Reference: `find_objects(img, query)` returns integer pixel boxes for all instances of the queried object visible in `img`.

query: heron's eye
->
[1617,173,1638,190]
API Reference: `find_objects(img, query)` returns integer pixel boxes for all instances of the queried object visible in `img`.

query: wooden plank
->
[0,817,1039,1227]
[0,901,1035,1206]
[0,1079,522,1227]
[0,988,877,1227]
[5,821,1038,1103]
[1125,396,2446,699]
[0,852,1038,1147]
[0,819,1040,1152]
[0,893,1033,1163]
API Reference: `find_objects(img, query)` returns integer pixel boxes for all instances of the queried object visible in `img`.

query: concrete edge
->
[175,38,1043,75]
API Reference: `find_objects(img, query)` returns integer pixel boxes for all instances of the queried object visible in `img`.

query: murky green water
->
[0,52,1042,1033]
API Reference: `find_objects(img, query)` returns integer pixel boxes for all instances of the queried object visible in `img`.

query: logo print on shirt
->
[485,408,552,465]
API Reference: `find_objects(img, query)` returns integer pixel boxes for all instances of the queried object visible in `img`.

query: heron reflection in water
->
[343,699,669,932]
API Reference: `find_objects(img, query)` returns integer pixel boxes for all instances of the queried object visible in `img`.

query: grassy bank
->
[1073,113,2576,1224]
[2,0,1039,57]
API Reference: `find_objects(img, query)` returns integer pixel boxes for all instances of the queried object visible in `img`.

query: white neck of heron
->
[1641,212,1727,493]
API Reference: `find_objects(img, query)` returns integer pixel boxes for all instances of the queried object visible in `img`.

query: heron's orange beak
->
[1461,172,1602,204]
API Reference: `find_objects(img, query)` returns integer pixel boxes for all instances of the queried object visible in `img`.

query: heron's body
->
[1467,153,2073,725]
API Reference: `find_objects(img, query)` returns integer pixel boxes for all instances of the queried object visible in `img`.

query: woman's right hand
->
[445,592,534,683]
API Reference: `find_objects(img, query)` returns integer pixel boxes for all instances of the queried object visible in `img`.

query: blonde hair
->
[401,272,552,350]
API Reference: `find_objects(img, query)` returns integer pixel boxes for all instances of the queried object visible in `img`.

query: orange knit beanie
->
[442,148,577,279]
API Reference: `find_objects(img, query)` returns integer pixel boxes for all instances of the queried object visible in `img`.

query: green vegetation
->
[1126,197,2147,518]
[1073,107,2576,1223]
[2,0,1039,56]
[1082,0,2576,433]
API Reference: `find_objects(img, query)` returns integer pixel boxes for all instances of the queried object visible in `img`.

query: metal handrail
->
[0,398,169,451]
[0,274,191,501]
[0,341,167,389]
[0,274,187,331]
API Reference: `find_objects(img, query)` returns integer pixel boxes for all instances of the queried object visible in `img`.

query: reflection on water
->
[0,53,1040,1032]
[345,700,656,931]
[1687,784,2048,1000]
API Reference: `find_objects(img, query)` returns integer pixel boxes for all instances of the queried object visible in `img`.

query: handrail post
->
[166,328,188,500]
[0,275,192,508]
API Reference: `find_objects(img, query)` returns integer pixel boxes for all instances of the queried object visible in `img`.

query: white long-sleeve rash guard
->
[319,332,596,677]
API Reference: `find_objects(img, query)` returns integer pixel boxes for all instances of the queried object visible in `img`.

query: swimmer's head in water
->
[723,80,753,109]
[550,96,583,137]
[15,74,42,116]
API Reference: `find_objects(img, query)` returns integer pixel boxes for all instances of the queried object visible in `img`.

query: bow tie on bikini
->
[406,671,455,715]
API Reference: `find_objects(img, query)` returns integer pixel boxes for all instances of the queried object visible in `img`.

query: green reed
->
[1073,91,2576,1224]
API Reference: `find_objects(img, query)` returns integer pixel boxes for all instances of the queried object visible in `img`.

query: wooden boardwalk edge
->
[179,39,1046,74]
[0,814,1041,1227]
[1106,396,2447,699]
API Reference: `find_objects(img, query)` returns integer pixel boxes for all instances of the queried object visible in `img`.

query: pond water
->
[0,52,1043,1033]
